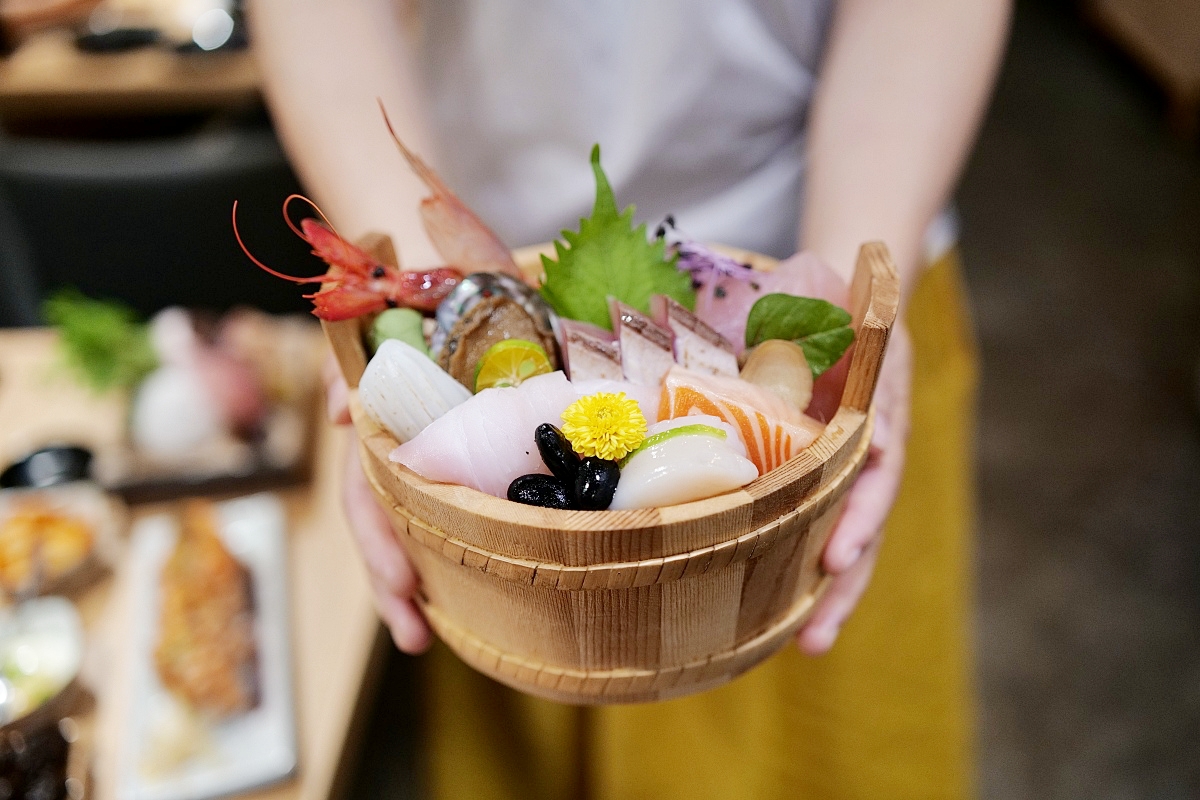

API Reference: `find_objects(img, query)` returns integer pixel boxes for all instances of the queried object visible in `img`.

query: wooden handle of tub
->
[842,242,901,414]
[321,233,399,388]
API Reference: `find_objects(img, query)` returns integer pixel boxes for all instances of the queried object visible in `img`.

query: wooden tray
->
[326,239,899,704]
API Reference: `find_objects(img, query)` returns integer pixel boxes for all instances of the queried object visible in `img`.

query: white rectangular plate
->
[116,493,297,800]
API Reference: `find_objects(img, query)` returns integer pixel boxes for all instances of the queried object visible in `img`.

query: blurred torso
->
[414,0,834,258]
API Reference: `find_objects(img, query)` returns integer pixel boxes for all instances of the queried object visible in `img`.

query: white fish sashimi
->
[559,319,623,382]
[651,294,738,377]
[610,420,758,510]
[609,299,675,387]
[359,340,472,443]
[391,371,577,497]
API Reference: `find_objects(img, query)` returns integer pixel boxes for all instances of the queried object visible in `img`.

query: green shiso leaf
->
[539,145,695,329]
[42,288,158,393]
[744,293,854,378]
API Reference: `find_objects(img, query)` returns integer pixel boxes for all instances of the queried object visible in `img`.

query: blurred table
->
[0,328,386,800]
[0,28,259,118]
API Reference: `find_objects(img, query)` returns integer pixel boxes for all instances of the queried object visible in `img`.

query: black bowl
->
[0,447,93,490]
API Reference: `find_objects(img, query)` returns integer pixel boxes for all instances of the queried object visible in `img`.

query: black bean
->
[508,474,572,509]
[535,423,581,484]
[575,457,620,510]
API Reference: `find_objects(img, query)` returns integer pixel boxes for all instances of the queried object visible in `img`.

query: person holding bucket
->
[251,0,1008,796]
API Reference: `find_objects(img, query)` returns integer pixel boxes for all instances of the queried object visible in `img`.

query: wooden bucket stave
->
[325,239,899,704]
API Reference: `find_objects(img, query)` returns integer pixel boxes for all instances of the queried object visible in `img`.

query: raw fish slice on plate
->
[610,415,758,510]
[650,294,738,376]
[558,319,622,382]
[692,252,849,355]
[659,366,825,474]
[392,372,579,497]
[609,299,674,387]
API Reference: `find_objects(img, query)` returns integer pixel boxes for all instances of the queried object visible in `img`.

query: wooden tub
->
[324,239,898,704]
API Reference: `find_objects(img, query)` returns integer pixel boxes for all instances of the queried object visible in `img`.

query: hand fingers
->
[370,573,433,654]
[341,436,432,652]
[796,537,881,656]
[822,437,904,574]
[343,440,418,596]
[323,353,351,425]
[822,325,912,575]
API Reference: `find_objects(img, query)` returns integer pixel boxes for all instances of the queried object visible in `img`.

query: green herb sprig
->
[42,288,158,393]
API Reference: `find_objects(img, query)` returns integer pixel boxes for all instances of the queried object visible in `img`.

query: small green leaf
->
[539,145,694,329]
[744,293,854,378]
[42,288,158,393]
[797,326,855,378]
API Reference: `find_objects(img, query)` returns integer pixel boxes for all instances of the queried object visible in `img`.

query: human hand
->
[795,323,912,655]
[324,355,433,654]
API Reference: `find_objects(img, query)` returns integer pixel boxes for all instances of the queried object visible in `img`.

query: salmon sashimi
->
[658,367,825,474]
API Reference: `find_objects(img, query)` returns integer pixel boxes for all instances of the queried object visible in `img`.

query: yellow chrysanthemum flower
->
[560,392,647,461]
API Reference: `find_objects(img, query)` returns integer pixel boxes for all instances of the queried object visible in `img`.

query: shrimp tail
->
[377,99,454,197]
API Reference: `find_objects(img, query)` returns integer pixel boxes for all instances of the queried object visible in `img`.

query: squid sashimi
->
[610,416,758,510]
[659,367,825,474]
[391,371,578,497]
[692,252,849,355]
[359,340,472,443]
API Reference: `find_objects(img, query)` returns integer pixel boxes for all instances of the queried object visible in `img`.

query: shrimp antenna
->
[232,200,322,284]
[281,194,341,241]
[377,98,452,196]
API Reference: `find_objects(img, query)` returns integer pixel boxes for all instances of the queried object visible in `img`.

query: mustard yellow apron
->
[421,251,979,800]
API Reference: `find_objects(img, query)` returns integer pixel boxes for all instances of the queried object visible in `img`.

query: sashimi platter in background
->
[237,110,859,513]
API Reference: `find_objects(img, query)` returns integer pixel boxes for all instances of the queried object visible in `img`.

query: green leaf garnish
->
[539,145,695,329]
[744,293,854,378]
[42,288,158,393]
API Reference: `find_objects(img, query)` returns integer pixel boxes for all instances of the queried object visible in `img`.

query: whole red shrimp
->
[232,195,463,321]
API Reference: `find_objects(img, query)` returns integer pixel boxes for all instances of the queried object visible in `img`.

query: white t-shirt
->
[415,0,835,259]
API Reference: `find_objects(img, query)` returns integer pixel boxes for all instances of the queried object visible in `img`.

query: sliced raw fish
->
[391,371,578,497]
[609,299,674,387]
[359,340,472,443]
[693,252,849,355]
[558,319,622,382]
[610,417,758,510]
[651,295,738,376]
[648,414,747,459]
[659,366,825,474]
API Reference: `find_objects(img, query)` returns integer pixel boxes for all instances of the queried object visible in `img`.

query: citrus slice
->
[473,339,553,392]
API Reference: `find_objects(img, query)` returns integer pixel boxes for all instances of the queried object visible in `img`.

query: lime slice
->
[474,339,553,392]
